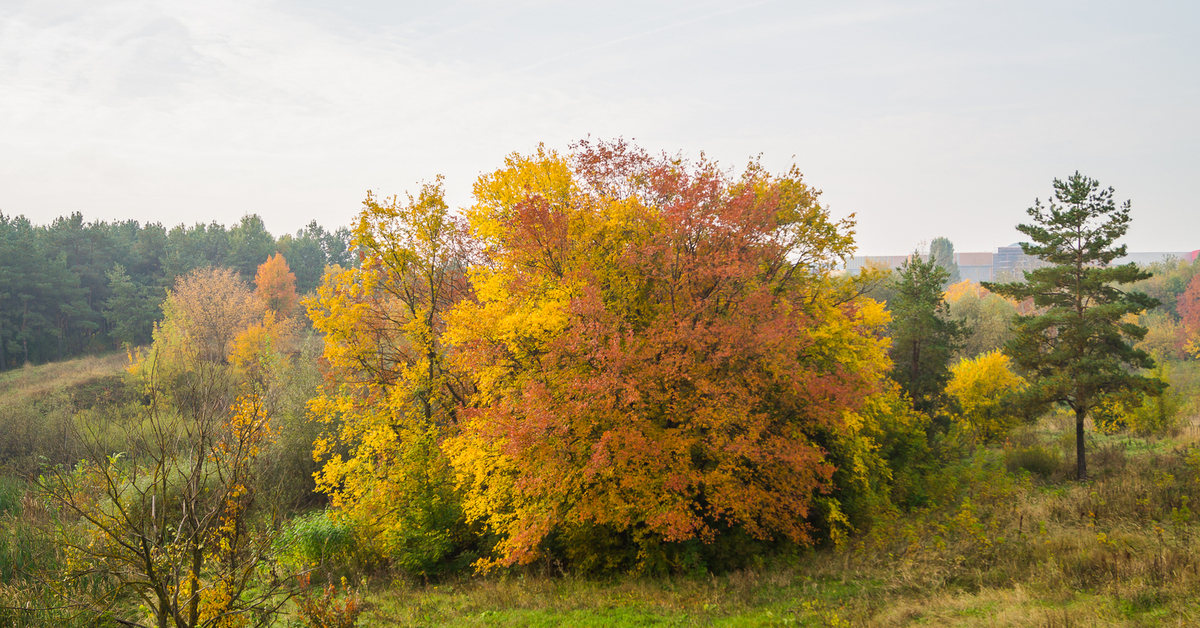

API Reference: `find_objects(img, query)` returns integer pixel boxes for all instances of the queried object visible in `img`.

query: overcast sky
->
[2,0,1196,254]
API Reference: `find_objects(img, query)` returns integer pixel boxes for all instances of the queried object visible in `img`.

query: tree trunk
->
[1076,406,1088,481]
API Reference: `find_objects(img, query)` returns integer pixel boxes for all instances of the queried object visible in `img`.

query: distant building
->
[844,245,1195,281]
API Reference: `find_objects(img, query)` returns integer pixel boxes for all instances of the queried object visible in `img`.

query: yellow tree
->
[946,351,1027,442]
[156,267,261,365]
[306,179,475,574]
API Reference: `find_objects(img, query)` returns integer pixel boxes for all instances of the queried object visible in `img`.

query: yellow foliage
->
[305,181,470,573]
[946,351,1026,442]
[943,279,985,304]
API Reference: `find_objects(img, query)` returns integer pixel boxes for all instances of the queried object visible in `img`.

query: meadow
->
[3,355,1198,627]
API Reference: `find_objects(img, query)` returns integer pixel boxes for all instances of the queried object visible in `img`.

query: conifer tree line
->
[0,212,353,369]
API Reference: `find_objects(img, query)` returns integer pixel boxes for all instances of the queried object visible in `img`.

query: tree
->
[228,215,277,281]
[946,351,1026,443]
[280,221,356,294]
[983,172,1164,480]
[306,180,475,575]
[444,140,888,569]
[33,381,293,627]
[945,280,1017,359]
[254,253,299,317]
[158,268,260,365]
[888,252,968,415]
[1180,274,1200,334]
[103,264,162,347]
[929,237,961,286]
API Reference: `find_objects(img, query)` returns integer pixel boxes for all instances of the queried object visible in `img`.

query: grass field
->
[4,354,1200,627]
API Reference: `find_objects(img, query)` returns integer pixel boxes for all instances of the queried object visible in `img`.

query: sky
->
[2,0,1197,254]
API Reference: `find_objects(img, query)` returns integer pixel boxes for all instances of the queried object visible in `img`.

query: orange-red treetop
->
[255,253,298,317]
[445,140,890,567]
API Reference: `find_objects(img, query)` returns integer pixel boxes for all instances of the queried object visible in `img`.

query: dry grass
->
[0,352,130,402]
[360,405,1200,627]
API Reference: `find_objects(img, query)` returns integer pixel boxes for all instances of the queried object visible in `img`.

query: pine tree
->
[983,172,1164,480]
[889,251,968,416]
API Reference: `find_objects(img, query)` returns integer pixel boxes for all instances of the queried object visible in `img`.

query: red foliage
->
[1180,274,1200,333]
[454,141,876,564]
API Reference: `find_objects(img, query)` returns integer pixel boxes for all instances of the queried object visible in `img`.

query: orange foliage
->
[1180,274,1200,334]
[446,140,888,567]
[255,253,299,317]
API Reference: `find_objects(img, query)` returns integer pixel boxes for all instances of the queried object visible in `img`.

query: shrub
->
[276,511,360,575]
[1004,443,1061,478]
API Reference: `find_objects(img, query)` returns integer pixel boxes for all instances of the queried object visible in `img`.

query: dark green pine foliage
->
[279,221,356,294]
[983,172,1164,480]
[103,264,163,347]
[889,252,968,416]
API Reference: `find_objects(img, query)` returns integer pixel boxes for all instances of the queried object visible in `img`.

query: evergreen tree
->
[889,251,968,415]
[983,172,1163,480]
[929,237,961,286]
[228,214,277,281]
[103,264,161,347]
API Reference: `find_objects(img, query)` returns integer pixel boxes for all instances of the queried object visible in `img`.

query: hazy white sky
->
[2,0,1196,253]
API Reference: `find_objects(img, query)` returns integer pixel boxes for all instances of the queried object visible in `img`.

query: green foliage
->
[0,389,78,473]
[1127,255,1200,318]
[0,210,348,366]
[888,252,968,416]
[984,172,1165,480]
[276,511,359,575]
[102,264,161,347]
[929,237,961,286]
[1004,441,1061,478]
[228,214,278,281]
[1092,361,1182,437]
[278,221,355,294]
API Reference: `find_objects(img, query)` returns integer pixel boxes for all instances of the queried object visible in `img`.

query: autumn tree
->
[1180,274,1200,334]
[33,387,293,627]
[155,267,260,365]
[945,280,1016,359]
[946,351,1026,442]
[444,141,889,570]
[888,252,967,416]
[984,173,1163,480]
[255,253,300,317]
[306,180,475,574]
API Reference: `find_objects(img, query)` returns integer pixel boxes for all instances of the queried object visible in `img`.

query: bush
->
[276,511,360,575]
[1004,443,1061,478]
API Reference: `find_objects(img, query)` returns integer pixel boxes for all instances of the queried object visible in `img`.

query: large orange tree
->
[445,140,891,568]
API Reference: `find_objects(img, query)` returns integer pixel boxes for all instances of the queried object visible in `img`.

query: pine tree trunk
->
[1076,406,1088,481]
